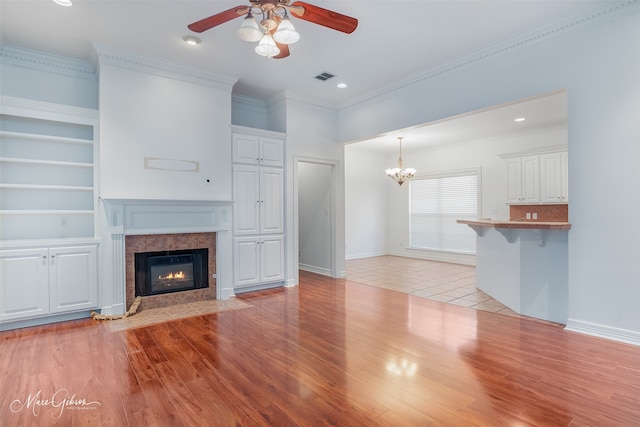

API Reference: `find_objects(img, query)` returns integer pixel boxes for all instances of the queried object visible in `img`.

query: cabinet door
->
[521,155,540,203]
[49,245,98,313]
[561,151,569,202]
[259,137,284,167]
[540,152,563,203]
[232,134,260,164]
[260,167,284,234]
[233,165,261,235]
[260,235,285,283]
[233,237,260,288]
[505,158,522,203]
[0,248,49,321]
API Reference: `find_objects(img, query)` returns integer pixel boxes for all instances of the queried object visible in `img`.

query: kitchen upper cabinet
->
[232,133,284,167]
[0,244,98,322]
[506,155,540,204]
[504,151,568,205]
[541,152,569,203]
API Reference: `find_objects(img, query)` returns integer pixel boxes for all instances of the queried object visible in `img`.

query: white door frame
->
[293,156,340,280]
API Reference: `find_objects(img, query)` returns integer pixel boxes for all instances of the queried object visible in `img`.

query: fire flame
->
[159,271,186,280]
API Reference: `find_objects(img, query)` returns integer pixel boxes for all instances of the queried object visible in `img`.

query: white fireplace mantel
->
[99,198,235,316]
[101,198,233,236]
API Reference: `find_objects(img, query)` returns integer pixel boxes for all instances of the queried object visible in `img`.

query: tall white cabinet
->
[0,96,100,329]
[231,126,285,291]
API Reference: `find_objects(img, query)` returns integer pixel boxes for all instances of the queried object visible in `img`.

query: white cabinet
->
[232,128,286,291]
[0,245,98,322]
[233,165,284,235]
[0,248,49,320]
[233,235,285,288]
[505,151,568,204]
[540,152,569,203]
[49,245,98,314]
[232,133,283,167]
[0,98,100,329]
[506,155,540,204]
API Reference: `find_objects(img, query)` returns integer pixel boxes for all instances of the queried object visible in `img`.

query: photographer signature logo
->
[10,388,100,420]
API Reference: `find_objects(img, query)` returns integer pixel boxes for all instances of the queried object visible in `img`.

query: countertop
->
[457,219,571,230]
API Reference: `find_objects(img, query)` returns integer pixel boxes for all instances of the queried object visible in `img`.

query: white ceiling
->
[347,90,568,153]
[0,0,609,106]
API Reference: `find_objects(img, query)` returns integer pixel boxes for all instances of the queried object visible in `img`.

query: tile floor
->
[346,255,523,318]
[104,298,252,332]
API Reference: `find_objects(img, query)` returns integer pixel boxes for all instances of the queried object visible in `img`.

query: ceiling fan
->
[187,0,358,59]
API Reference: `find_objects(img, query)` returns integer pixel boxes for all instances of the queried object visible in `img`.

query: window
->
[409,170,479,254]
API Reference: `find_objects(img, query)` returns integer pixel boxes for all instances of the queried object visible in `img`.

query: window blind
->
[409,172,478,254]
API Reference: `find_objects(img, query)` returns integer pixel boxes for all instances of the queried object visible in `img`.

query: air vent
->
[314,72,335,81]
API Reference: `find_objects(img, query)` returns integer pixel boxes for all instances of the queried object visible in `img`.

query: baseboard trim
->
[565,319,640,347]
[345,251,387,261]
[299,264,332,277]
[0,310,92,331]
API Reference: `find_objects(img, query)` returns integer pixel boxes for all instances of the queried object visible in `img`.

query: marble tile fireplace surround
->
[125,232,217,310]
[101,199,234,316]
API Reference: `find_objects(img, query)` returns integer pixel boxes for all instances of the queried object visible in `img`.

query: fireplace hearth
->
[135,249,208,297]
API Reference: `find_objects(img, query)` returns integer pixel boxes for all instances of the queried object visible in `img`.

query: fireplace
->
[135,249,208,297]
[125,232,218,311]
[101,198,234,317]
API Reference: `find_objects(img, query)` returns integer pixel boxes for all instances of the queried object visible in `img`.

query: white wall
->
[232,94,268,130]
[96,47,236,201]
[338,5,640,343]
[0,46,97,109]
[284,94,345,281]
[344,146,388,259]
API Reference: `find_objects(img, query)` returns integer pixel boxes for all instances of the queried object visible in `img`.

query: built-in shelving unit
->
[0,96,100,330]
[0,99,98,241]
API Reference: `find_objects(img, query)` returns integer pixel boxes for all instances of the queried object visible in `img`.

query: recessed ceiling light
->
[337,83,347,89]
[514,117,526,122]
[52,0,72,6]
[183,35,201,46]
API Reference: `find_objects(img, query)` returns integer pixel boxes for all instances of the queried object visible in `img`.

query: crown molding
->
[1,95,99,122]
[93,43,237,91]
[0,46,95,80]
[338,0,639,110]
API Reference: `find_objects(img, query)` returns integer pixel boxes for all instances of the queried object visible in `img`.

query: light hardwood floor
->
[346,256,523,318]
[1,271,638,426]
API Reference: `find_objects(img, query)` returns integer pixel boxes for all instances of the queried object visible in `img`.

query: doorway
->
[297,160,334,276]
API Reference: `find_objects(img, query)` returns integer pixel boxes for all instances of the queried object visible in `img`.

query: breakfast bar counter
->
[457,219,571,230]
[457,219,570,324]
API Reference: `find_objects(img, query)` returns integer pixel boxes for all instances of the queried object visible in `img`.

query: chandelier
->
[236,5,300,58]
[385,137,416,186]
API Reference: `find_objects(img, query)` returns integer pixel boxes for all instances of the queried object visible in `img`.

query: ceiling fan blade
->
[289,2,358,34]
[188,6,249,33]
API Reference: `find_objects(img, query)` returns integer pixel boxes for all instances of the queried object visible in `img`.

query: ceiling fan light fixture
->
[182,35,201,46]
[255,33,280,58]
[237,12,263,42]
[273,14,300,44]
